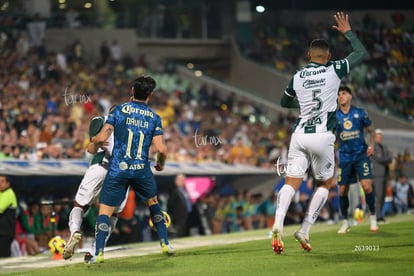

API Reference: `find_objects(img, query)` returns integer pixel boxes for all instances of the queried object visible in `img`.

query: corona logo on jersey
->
[121,104,154,117]
[299,68,327,78]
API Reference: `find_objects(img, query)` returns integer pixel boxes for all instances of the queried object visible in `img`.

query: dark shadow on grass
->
[83,255,177,274]
[179,246,242,256]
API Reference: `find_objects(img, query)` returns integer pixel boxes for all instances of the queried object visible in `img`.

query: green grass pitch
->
[2,214,413,276]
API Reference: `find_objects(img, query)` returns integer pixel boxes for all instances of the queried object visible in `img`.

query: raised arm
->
[332,12,367,69]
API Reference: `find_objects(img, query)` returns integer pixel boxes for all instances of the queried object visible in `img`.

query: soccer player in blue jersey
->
[272,12,367,254]
[86,75,174,264]
[336,85,378,234]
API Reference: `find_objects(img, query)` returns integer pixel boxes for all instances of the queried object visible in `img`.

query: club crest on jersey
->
[343,119,353,130]
[354,113,359,118]
[119,162,128,170]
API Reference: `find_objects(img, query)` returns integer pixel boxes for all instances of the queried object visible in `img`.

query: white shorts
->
[75,163,128,213]
[286,132,335,181]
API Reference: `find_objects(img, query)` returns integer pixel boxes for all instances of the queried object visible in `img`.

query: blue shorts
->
[338,155,372,185]
[100,174,158,207]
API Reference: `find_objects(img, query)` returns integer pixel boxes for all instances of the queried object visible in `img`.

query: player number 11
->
[126,128,144,160]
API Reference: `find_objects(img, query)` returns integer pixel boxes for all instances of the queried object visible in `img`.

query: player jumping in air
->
[271,12,367,254]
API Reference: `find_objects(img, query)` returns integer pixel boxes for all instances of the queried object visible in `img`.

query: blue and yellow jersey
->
[106,101,163,178]
[336,105,371,162]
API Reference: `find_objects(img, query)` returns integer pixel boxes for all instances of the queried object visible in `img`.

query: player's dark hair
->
[310,39,330,50]
[132,76,156,101]
[338,85,352,95]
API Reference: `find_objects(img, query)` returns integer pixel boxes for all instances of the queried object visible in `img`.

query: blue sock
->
[95,215,109,256]
[149,204,169,246]
[365,191,376,215]
[339,196,349,219]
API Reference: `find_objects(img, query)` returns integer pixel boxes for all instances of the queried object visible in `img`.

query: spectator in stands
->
[0,175,18,257]
[110,40,122,64]
[216,193,238,233]
[0,145,14,160]
[15,201,41,256]
[155,99,176,127]
[18,202,38,238]
[229,137,252,164]
[99,41,110,65]
[256,191,276,228]
[33,203,54,250]
[16,32,29,58]
[53,200,71,240]
[393,174,413,214]
[26,13,46,48]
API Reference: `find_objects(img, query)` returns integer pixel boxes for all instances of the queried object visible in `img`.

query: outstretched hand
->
[332,12,351,34]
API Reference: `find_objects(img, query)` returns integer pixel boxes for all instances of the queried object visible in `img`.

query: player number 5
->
[363,162,370,176]
[311,89,322,111]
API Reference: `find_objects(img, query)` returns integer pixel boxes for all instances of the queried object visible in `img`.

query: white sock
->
[69,206,84,235]
[273,184,296,235]
[370,215,377,228]
[300,187,329,236]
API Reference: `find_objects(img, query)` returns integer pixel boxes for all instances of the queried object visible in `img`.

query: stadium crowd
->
[1,12,414,257]
[0,12,296,166]
[241,12,414,121]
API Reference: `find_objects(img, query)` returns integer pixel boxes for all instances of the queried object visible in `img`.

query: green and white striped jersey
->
[89,116,113,166]
[285,59,348,133]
